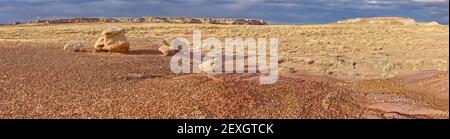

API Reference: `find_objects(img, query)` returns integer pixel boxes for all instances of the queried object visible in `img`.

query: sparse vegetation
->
[0,20,448,119]
[1,22,447,80]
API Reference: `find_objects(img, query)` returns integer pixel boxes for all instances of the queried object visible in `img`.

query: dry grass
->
[0,23,448,80]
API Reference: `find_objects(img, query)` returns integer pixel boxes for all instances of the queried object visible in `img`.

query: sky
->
[0,0,448,24]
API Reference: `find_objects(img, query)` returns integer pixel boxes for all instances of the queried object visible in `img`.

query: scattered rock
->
[63,42,84,52]
[126,73,163,80]
[94,37,104,48]
[278,57,287,63]
[199,58,262,74]
[94,27,130,53]
[287,67,297,73]
[306,58,315,64]
[158,40,179,56]
[126,73,145,80]
[199,59,225,74]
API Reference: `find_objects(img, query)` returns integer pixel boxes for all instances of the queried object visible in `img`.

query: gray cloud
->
[0,0,448,24]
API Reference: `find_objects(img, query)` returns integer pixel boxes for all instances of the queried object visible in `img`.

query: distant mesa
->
[7,16,443,26]
[337,17,441,26]
[14,16,267,25]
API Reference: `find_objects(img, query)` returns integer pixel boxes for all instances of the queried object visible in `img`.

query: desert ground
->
[0,22,448,119]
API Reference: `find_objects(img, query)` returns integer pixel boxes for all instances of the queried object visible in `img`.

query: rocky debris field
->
[0,20,448,119]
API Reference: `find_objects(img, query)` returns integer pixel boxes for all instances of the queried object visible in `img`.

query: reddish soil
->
[0,41,447,119]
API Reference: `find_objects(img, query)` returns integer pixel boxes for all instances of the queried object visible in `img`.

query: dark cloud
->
[0,0,448,24]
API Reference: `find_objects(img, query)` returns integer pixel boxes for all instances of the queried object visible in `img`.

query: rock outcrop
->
[337,17,418,25]
[23,16,267,25]
[94,27,130,53]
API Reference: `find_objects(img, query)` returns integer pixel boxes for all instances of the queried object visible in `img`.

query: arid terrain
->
[0,19,448,119]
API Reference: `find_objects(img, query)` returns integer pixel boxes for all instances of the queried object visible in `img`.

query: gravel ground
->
[0,41,447,119]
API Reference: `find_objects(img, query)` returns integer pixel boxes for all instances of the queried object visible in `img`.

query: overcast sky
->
[0,0,448,24]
